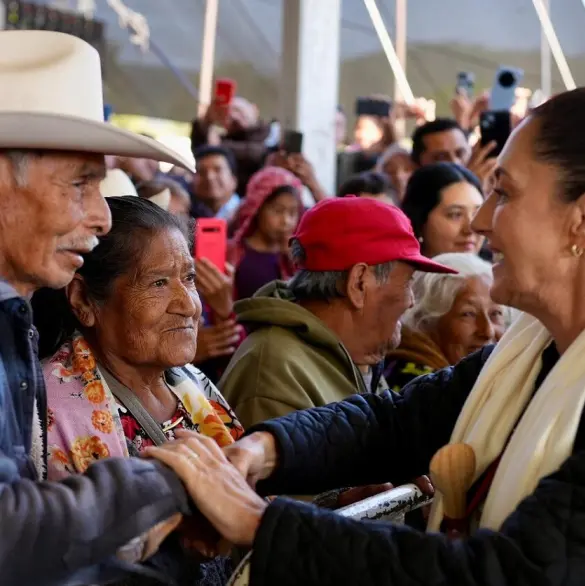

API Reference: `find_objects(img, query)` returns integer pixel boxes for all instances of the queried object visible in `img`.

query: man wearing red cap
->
[220,197,454,430]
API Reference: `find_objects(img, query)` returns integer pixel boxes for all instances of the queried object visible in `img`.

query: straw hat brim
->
[0,111,194,172]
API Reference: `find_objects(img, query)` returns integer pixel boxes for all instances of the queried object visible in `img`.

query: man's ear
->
[66,276,96,328]
[345,263,370,310]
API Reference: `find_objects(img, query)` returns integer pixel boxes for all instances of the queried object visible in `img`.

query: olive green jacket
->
[219,281,373,429]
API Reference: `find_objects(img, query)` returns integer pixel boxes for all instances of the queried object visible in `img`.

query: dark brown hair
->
[531,88,585,202]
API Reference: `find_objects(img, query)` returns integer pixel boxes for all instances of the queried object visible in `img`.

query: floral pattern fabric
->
[43,333,244,480]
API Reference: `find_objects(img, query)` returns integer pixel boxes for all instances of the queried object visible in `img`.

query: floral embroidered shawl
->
[43,333,244,480]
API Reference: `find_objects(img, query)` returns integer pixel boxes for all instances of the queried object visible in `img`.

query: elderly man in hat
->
[0,30,204,585]
[219,196,455,430]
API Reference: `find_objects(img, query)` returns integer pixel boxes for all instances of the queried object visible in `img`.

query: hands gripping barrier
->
[227,484,431,585]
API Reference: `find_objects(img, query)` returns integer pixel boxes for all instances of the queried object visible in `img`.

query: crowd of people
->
[2,27,585,586]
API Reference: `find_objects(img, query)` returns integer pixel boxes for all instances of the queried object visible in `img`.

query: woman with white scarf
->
[143,88,585,586]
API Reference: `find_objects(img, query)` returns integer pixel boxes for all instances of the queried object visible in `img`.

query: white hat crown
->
[0,30,193,171]
[0,30,103,121]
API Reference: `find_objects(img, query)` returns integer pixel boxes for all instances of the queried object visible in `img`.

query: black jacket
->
[248,345,585,586]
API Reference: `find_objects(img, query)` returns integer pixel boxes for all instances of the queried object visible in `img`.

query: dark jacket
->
[246,345,585,586]
[0,287,191,585]
[190,120,270,194]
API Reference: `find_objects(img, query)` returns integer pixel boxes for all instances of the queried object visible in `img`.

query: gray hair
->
[1,149,34,186]
[402,252,515,332]
[288,238,394,302]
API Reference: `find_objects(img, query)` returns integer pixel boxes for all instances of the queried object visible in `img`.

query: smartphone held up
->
[195,218,228,274]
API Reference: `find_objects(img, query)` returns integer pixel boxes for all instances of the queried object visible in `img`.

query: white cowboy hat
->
[100,169,138,198]
[0,30,193,171]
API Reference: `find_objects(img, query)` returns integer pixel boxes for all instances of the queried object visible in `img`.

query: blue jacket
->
[0,282,190,585]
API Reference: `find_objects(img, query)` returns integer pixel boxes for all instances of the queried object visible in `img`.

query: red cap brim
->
[405,253,459,274]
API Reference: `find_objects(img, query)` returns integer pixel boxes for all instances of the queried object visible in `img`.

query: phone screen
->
[355,98,392,118]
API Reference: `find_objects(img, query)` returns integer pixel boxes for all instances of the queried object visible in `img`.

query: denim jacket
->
[0,281,190,585]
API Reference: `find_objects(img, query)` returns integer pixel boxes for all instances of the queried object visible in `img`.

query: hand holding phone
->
[282,130,303,154]
[214,78,237,107]
[195,218,227,274]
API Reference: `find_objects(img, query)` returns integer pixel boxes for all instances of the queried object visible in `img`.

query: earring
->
[418,236,424,244]
[571,244,583,258]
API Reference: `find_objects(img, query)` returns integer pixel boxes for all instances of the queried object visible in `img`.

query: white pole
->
[394,0,407,135]
[532,0,576,90]
[198,0,220,117]
[394,0,407,104]
[362,0,414,105]
[540,0,552,96]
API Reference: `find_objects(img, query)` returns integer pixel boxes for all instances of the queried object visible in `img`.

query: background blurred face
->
[358,261,415,364]
[383,153,415,200]
[422,181,484,258]
[257,191,300,247]
[0,151,110,296]
[194,154,237,210]
[472,117,574,311]
[419,129,471,166]
[432,275,506,364]
[92,227,202,368]
[354,116,383,150]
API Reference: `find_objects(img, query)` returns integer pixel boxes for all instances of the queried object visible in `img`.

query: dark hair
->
[194,145,237,176]
[400,162,482,238]
[32,196,192,358]
[411,118,465,165]
[531,89,585,202]
[337,171,391,198]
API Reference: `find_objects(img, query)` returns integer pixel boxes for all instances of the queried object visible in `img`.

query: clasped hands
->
[141,430,278,557]
[140,431,434,559]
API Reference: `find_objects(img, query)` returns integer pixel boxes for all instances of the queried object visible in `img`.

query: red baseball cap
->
[293,196,457,274]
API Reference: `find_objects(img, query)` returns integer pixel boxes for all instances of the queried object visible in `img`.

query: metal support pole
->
[363,0,414,105]
[531,0,575,90]
[394,0,407,103]
[198,0,219,116]
[394,0,407,135]
[540,0,552,96]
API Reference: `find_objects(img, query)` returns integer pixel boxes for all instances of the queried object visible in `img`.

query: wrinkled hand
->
[194,320,242,363]
[144,431,268,547]
[467,140,498,192]
[223,432,279,489]
[195,259,235,320]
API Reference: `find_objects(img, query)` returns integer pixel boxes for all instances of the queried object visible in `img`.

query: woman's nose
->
[172,284,201,318]
[476,313,496,341]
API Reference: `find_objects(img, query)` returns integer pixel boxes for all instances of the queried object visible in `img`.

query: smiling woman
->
[401,162,484,258]
[31,196,244,586]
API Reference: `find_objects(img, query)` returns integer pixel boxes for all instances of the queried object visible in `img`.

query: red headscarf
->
[228,166,304,279]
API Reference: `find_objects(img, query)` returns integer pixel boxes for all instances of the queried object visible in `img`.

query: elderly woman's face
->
[92,227,201,368]
[472,117,577,311]
[422,181,484,258]
[433,275,506,364]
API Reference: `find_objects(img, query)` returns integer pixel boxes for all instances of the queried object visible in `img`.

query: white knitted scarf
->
[427,312,585,532]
